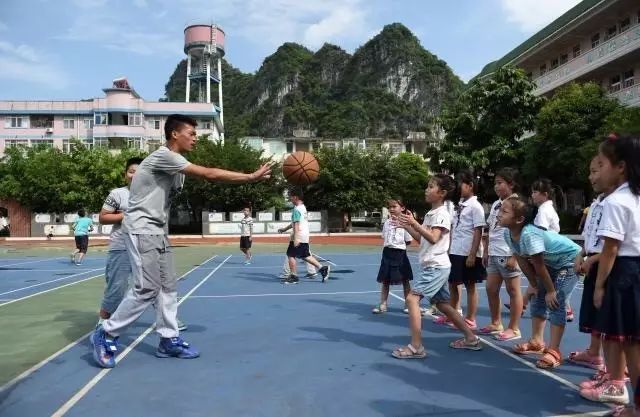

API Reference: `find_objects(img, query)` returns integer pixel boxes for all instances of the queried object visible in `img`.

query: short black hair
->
[599,135,640,195]
[125,157,144,171]
[77,208,86,217]
[289,187,304,200]
[495,167,521,192]
[164,114,197,141]
[531,178,554,198]
[456,170,476,191]
[430,174,457,200]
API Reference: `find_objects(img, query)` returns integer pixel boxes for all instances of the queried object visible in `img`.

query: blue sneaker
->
[90,326,117,368]
[156,337,200,359]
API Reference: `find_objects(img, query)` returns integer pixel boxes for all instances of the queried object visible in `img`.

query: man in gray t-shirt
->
[91,114,272,368]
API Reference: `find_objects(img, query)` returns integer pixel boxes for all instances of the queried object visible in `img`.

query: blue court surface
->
[0,249,618,417]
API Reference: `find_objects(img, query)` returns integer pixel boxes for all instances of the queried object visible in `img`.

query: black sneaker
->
[284,274,299,285]
[305,272,318,279]
[320,266,330,283]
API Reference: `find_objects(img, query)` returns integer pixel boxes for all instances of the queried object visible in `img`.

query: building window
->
[127,137,142,149]
[5,139,29,147]
[388,143,404,155]
[128,113,142,126]
[572,45,581,58]
[31,115,53,128]
[5,116,28,128]
[605,25,617,41]
[623,70,635,89]
[405,143,413,153]
[32,139,54,148]
[148,119,161,130]
[539,64,547,76]
[200,120,212,130]
[83,118,93,129]
[94,113,107,125]
[147,140,161,152]
[591,33,600,48]
[609,75,621,93]
[551,58,559,69]
[94,138,108,148]
[63,118,75,129]
[559,54,568,65]
[620,17,631,33]
[285,142,294,153]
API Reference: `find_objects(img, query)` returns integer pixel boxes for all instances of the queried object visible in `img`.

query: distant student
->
[479,168,523,342]
[435,171,486,330]
[372,198,413,314]
[502,196,581,369]
[71,209,93,266]
[239,206,253,265]
[277,189,330,284]
[391,174,481,359]
[583,136,640,409]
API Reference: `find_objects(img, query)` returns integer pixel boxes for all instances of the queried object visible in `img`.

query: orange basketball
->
[282,151,320,185]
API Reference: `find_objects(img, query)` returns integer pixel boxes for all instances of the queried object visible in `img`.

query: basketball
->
[282,151,320,185]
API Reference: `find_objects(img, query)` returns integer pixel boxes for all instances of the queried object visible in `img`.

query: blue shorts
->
[530,268,579,326]
[411,266,451,304]
[101,250,132,313]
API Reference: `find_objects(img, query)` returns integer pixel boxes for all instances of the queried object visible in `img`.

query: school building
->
[0,78,223,156]
[475,0,640,107]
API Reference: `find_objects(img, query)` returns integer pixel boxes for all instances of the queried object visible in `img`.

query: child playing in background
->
[501,196,581,369]
[372,198,413,314]
[71,208,93,266]
[391,174,481,359]
[583,136,640,411]
[480,168,523,341]
[239,206,253,265]
[435,171,485,330]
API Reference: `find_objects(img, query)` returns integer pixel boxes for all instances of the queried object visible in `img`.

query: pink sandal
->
[433,315,450,325]
[568,349,605,370]
[449,336,482,351]
[494,328,522,342]
[478,323,504,335]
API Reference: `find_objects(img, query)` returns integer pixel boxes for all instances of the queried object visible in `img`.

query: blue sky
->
[0,0,581,101]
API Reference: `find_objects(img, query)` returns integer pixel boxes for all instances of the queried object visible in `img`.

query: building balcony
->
[534,24,640,95]
[92,125,145,137]
[609,83,640,107]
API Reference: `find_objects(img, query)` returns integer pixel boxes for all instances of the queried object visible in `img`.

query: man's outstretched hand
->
[250,162,274,182]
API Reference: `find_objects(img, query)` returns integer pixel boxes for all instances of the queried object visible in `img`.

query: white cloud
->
[500,0,582,32]
[303,5,366,48]
[0,41,69,89]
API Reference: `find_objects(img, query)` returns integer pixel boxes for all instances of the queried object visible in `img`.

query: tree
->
[432,66,544,177]
[0,141,145,213]
[521,82,620,189]
[388,152,429,213]
[599,105,640,137]
[304,146,394,229]
[177,138,286,222]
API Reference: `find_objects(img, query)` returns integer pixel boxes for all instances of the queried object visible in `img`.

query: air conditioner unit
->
[45,128,54,134]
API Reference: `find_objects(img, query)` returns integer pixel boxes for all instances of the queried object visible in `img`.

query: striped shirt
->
[240,217,253,237]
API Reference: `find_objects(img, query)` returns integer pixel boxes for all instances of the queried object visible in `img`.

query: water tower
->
[184,24,225,124]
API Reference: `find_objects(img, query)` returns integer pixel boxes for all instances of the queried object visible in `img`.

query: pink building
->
[0,78,223,155]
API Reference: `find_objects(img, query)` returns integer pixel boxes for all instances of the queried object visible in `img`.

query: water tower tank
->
[184,24,225,56]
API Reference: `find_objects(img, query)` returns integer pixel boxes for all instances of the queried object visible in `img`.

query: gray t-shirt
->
[102,186,130,251]
[123,146,190,235]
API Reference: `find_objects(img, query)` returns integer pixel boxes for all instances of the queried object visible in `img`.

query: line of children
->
[372,198,413,314]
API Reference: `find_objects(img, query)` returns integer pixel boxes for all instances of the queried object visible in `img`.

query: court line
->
[0,257,66,268]
[0,269,99,273]
[314,253,337,266]
[51,255,232,417]
[387,291,583,392]
[0,268,102,297]
[0,274,104,307]
[218,263,380,270]
[187,290,380,299]
[0,254,220,399]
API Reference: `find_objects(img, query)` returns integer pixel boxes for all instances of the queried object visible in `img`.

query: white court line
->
[0,268,102,297]
[177,254,219,281]
[51,255,232,417]
[0,256,66,268]
[314,253,337,266]
[0,274,104,307]
[0,254,219,399]
[387,292,584,392]
[188,290,380,299]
